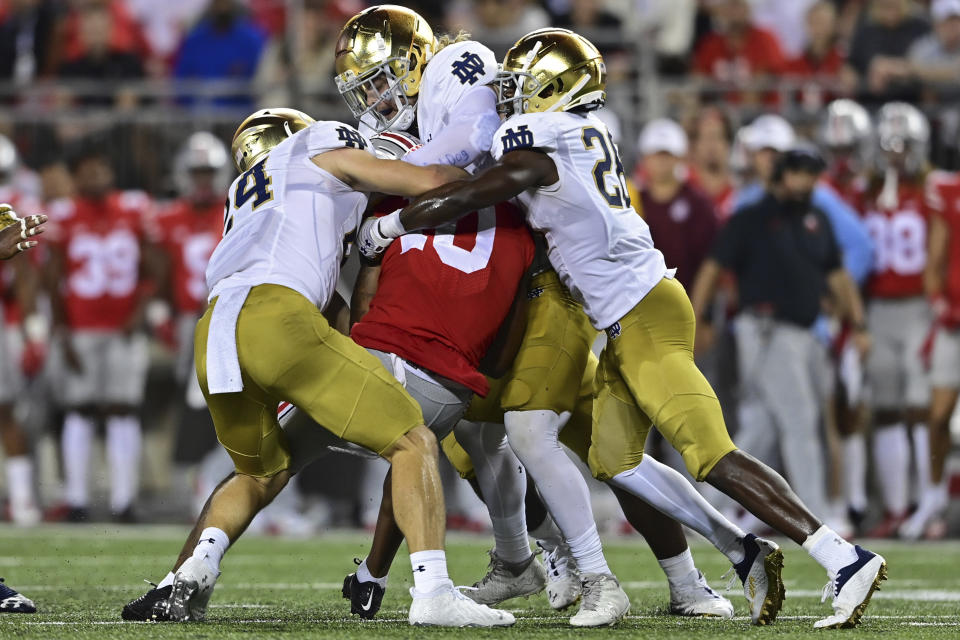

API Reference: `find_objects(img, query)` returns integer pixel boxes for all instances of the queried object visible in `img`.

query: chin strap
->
[544,73,591,113]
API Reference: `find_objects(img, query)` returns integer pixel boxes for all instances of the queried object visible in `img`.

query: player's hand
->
[357,216,395,261]
[0,205,47,260]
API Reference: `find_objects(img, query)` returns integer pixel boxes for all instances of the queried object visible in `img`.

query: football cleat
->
[813,546,887,629]
[541,541,580,610]
[0,578,36,613]
[121,582,173,621]
[728,534,784,625]
[669,570,735,618]
[466,550,546,605]
[569,573,630,627]
[161,556,219,622]
[408,580,516,627]
[342,564,385,619]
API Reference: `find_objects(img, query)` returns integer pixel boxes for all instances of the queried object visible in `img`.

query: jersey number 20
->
[582,127,631,209]
[223,159,274,236]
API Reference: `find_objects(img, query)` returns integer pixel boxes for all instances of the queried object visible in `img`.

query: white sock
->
[566,524,611,575]
[356,557,388,587]
[410,550,450,594]
[658,548,697,588]
[492,512,532,565]
[842,434,868,513]
[157,571,175,589]
[454,421,530,564]
[504,410,608,570]
[530,513,564,552]
[873,424,910,515]
[62,412,95,507]
[192,526,229,575]
[610,456,746,565]
[107,415,142,513]
[912,424,931,499]
[5,455,36,508]
[802,525,859,578]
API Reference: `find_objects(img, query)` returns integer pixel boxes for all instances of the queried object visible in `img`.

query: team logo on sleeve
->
[500,125,534,152]
[451,52,485,85]
[336,126,367,149]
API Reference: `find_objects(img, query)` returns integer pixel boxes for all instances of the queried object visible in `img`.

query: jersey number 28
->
[581,127,632,209]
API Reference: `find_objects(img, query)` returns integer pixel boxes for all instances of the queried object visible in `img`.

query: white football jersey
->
[416,40,498,145]
[491,111,673,329]
[206,120,373,310]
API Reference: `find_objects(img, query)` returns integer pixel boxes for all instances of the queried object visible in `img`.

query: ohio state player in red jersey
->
[858,103,934,537]
[46,147,154,522]
[152,132,229,381]
[341,194,534,616]
[0,136,44,526]
[902,170,960,539]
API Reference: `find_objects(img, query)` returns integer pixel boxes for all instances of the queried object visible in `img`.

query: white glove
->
[0,203,47,260]
[356,209,405,261]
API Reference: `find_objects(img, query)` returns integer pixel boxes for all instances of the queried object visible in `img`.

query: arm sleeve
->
[403,86,500,168]
[812,185,874,285]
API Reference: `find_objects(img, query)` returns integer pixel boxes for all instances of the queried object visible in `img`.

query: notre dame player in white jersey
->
[120,108,513,628]
[358,29,889,630]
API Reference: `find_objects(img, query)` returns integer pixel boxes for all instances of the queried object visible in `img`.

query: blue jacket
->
[734,182,874,285]
[174,18,267,108]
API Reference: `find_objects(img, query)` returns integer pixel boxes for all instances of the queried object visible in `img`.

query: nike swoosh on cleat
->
[360,589,375,611]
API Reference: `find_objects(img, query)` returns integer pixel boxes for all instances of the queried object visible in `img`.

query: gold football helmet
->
[334,5,436,133]
[497,28,606,117]
[231,108,315,172]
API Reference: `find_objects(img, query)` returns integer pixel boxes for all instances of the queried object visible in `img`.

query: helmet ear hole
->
[538,85,555,100]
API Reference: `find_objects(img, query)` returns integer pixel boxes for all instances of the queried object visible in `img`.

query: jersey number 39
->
[582,127,631,210]
[223,159,274,236]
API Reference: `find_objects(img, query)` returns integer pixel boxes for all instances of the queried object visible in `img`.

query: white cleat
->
[467,550,547,605]
[813,546,887,629]
[163,556,220,622]
[669,570,734,618]
[727,534,784,625]
[9,501,41,528]
[541,541,580,610]
[569,573,630,627]
[899,487,948,541]
[408,580,516,627]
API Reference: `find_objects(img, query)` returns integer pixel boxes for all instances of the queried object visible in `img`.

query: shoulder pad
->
[491,114,559,161]
[306,121,373,156]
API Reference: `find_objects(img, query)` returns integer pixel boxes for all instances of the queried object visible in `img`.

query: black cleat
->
[66,507,90,523]
[342,559,385,619]
[121,582,173,621]
[0,578,36,613]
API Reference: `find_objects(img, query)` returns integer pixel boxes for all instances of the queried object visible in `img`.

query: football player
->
[0,137,46,526]
[45,147,155,523]
[856,103,934,537]
[123,108,512,628]
[901,165,960,539]
[336,6,738,627]
[358,28,888,630]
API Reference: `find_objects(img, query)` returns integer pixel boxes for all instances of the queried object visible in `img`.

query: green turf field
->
[1,526,958,639]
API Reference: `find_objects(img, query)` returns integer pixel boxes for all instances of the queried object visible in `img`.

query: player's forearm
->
[690,259,722,321]
[350,265,381,327]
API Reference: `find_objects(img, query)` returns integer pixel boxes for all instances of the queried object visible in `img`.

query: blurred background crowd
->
[0,0,959,542]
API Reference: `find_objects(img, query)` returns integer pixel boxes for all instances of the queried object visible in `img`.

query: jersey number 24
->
[223,159,274,236]
[581,127,631,210]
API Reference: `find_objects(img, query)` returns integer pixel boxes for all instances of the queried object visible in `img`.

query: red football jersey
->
[861,181,929,299]
[153,199,223,314]
[351,201,534,396]
[927,171,960,311]
[47,191,150,330]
